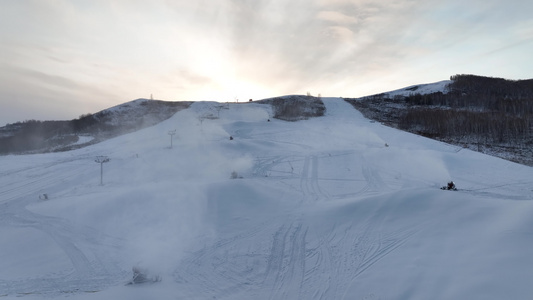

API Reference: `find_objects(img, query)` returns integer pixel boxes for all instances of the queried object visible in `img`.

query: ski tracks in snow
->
[264,222,307,300]
[302,218,424,300]
[0,204,125,296]
[172,219,310,300]
[0,153,126,296]
[300,156,330,202]
[172,211,424,300]
[255,151,389,204]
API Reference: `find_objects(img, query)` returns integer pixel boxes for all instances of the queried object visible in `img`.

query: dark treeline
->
[258,95,325,121]
[399,109,531,143]
[347,74,533,146]
[402,75,533,115]
[0,113,118,153]
[0,119,77,153]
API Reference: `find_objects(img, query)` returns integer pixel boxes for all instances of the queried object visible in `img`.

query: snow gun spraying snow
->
[441,181,457,191]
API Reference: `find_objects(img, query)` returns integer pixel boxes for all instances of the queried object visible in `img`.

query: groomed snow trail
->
[169,99,468,300]
[1,98,533,299]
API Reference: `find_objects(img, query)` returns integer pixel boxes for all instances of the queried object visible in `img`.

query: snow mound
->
[385,80,452,97]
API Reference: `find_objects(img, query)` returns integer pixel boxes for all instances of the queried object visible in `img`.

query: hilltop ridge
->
[2,74,533,166]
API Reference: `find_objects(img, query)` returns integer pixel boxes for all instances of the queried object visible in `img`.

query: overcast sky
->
[1,0,532,124]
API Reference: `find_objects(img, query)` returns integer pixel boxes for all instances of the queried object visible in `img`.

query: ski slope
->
[383,80,451,97]
[1,98,533,299]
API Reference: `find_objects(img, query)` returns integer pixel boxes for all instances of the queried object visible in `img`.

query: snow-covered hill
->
[1,99,532,299]
[383,80,451,97]
[0,99,191,155]
[348,76,533,166]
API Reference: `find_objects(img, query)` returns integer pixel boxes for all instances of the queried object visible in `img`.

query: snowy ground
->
[1,98,533,299]
[383,80,451,97]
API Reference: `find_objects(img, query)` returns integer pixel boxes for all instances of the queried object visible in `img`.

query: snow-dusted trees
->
[259,95,326,122]
[347,74,533,146]
[398,109,531,143]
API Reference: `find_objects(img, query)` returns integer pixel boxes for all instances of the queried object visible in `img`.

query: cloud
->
[0,62,119,123]
[4,64,83,91]
[325,26,356,43]
[317,11,359,25]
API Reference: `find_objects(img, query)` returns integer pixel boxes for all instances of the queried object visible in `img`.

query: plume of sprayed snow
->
[368,147,451,188]
[118,182,209,276]
[95,103,258,276]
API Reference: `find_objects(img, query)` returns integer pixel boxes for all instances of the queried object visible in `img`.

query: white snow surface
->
[73,135,94,145]
[1,98,532,299]
[383,80,451,97]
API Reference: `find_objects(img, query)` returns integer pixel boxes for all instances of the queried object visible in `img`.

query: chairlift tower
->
[168,130,176,149]
[95,156,110,185]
